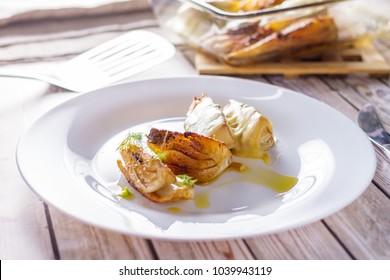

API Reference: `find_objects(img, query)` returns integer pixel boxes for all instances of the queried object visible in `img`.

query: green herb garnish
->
[118,132,143,150]
[176,174,197,187]
[119,187,135,199]
[155,152,167,161]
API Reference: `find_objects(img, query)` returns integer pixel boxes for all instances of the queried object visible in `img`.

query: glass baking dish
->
[149,0,390,65]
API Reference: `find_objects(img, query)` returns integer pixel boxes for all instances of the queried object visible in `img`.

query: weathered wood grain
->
[320,76,390,195]
[245,222,352,260]
[152,240,254,260]
[266,75,358,118]
[322,76,390,130]
[324,184,390,259]
[49,208,155,260]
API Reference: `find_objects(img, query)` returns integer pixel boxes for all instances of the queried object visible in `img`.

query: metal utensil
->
[357,103,390,156]
[0,30,175,92]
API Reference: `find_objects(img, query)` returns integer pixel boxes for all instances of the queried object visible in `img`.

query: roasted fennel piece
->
[184,93,235,149]
[147,128,232,184]
[223,99,275,162]
[117,133,194,203]
[183,94,275,163]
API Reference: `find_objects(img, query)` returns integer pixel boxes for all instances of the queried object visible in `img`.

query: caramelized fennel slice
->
[117,142,194,203]
[225,16,338,64]
[223,99,275,162]
[184,94,235,149]
[147,128,232,184]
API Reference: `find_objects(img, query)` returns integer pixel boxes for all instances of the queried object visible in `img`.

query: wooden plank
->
[195,42,390,77]
[372,150,390,197]
[320,76,390,196]
[322,76,390,132]
[0,80,54,259]
[151,240,254,260]
[265,75,358,118]
[324,184,390,259]
[49,208,155,260]
[245,222,352,259]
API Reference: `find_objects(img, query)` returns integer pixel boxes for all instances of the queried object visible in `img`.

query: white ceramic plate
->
[17,76,376,240]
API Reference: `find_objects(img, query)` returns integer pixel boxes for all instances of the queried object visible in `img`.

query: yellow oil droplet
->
[118,187,135,200]
[228,161,248,172]
[242,167,298,193]
[168,207,181,213]
[194,191,210,209]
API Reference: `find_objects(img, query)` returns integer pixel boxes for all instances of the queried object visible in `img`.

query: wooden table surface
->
[1,5,389,260]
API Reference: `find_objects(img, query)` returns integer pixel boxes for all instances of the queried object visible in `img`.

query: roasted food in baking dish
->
[229,16,337,63]
[201,15,338,64]
[152,0,388,65]
[157,0,347,64]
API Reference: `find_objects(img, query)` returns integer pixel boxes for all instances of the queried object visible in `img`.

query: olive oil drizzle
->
[228,161,298,193]
[194,191,210,209]
[240,167,298,194]
[193,163,298,209]
[167,207,181,213]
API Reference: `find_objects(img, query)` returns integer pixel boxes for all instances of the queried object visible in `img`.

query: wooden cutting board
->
[195,40,390,78]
